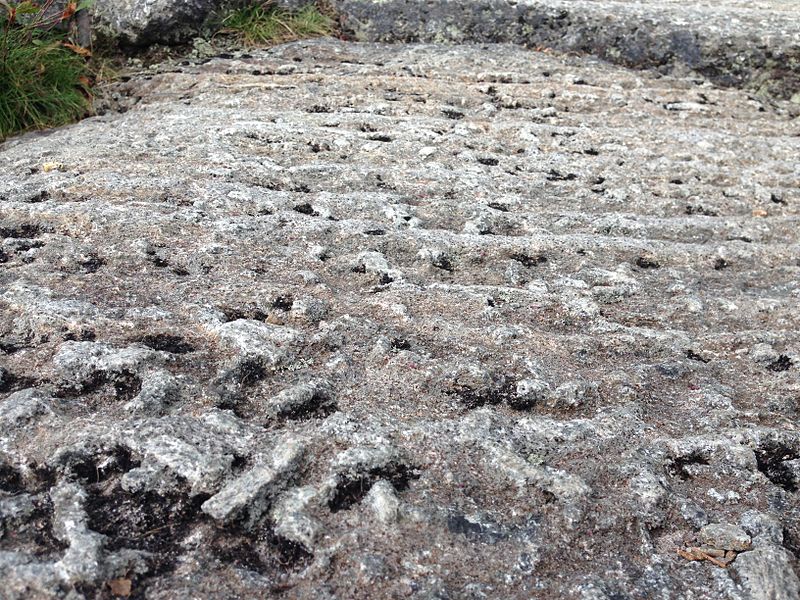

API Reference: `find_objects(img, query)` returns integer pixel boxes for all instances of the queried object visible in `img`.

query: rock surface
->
[335,0,800,98]
[1,38,799,598]
[91,0,221,46]
[83,0,800,99]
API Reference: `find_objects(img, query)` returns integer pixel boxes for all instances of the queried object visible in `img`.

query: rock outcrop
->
[91,0,222,46]
[335,0,800,98]
[1,38,799,598]
[82,0,800,99]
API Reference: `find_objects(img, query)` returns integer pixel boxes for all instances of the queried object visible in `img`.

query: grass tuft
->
[0,1,94,140]
[219,2,334,47]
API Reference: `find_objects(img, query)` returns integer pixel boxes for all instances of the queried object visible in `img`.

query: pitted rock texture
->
[334,0,800,99]
[1,39,800,598]
[77,0,800,99]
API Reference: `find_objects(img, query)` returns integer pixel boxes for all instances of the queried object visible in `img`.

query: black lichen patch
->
[447,513,508,544]
[665,450,710,481]
[713,258,729,270]
[66,447,141,485]
[292,202,319,216]
[329,464,417,512]
[212,523,313,577]
[510,252,547,268]
[755,441,798,492]
[477,157,499,166]
[448,378,516,410]
[7,239,45,251]
[0,222,46,239]
[390,338,412,351]
[78,254,105,273]
[55,369,141,402]
[271,296,294,312]
[686,350,710,363]
[143,247,169,268]
[432,254,454,272]
[766,355,793,372]
[220,305,269,322]
[280,392,337,421]
[546,169,577,181]
[0,366,34,394]
[233,358,268,388]
[86,486,312,594]
[441,108,465,120]
[0,462,23,493]
[635,256,660,269]
[112,370,143,401]
[63,328,96,343]
[86,488,210,579]
[0,337,23,355]
[138,333,196,354]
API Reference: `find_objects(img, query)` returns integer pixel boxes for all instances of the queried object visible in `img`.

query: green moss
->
[219,3,335,47]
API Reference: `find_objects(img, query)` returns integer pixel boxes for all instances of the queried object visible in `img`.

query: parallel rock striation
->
[335,0,800,98]
[0,39,799,598]
[83,0,800,99]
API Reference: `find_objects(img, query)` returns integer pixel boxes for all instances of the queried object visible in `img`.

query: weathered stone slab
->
[0,39,798,599]
[334,0,800,97]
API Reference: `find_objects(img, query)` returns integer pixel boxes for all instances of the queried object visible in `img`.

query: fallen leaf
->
[62,41,92,57]
[108,578,132,597]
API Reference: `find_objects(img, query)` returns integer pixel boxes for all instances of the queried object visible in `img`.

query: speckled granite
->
[0,39,799,599]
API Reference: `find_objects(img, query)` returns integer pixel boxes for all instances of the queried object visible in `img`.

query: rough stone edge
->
[330,0,800,99]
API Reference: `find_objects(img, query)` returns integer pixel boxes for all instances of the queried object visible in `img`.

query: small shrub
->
[0,0,94,140]
[219,2,334,46]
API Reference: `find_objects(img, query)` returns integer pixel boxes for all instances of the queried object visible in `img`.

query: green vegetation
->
[0,0,94,140]
[0,1,335,140]
[219,2,335,47]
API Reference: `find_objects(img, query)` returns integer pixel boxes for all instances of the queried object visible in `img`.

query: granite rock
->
[0,38,798,598]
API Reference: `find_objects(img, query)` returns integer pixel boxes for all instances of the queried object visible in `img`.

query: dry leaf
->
[108,578,132,597]
[61,1,77,19]
[62,41,92,57]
